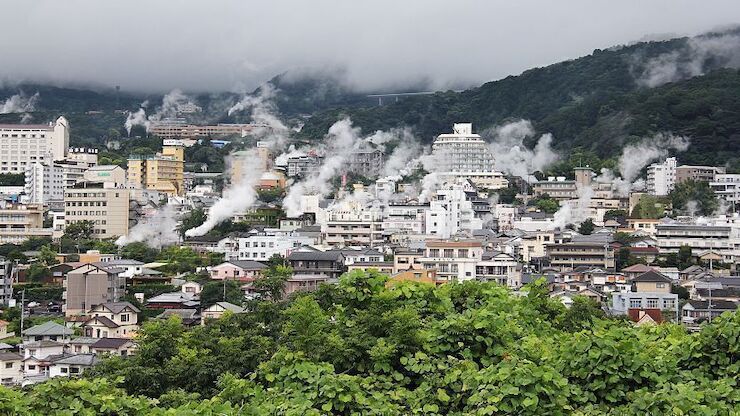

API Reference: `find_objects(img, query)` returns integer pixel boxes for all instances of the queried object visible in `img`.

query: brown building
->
[675,165,725,185]
[547,242,615,271]
[63,264,125,317]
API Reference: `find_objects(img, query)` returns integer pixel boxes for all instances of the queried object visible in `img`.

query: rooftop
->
[22,321,73,337]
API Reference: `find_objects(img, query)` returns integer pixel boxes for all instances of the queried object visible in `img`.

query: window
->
[70,367,79,374]
[61,367,68,373]
[629,299,642,308]
[656,283,666,288]
[4,363,12,369]
[120,314,129,322]
[646,298,659,308]
[27,365,36,370]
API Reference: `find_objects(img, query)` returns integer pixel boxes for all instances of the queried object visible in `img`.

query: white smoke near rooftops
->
[618,133,690,183]
[116,204,180,248]
[185,148,264,237]
[636,32,740,88]
[123,89,201,134]
[550,185,595,230]
[1,92,39,114]
[283,118,363,217]
[485,119,559,181]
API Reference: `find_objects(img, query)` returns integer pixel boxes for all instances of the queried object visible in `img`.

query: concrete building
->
[710,174,740,207]
[419,239,484,282]
[547,242,615,271]
[149,121,257,139]
[63,263,125,317]
[23,163,64,206]
[655,223,733,263]
[0,202,51,244]
[216,230,315,262]
[646,157,677,196]
[127,144,184,196]
[324,203,384,248]
[431,123,506,189]
[476,251,520,288]
[382,203,428,237]
[675,165,725,185]
[346,149,384,178]
[64,182,130,239]
[287,154,322,178]
[83,165,126,185]
[532,177,577,200]
[0,117,69,173]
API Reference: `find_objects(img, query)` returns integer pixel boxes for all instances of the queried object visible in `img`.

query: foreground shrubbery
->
[1,271,738,415]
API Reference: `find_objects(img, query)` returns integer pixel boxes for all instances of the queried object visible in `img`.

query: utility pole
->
[19,289,25,345]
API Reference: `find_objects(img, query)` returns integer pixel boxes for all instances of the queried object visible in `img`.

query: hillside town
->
[0,116,736,386]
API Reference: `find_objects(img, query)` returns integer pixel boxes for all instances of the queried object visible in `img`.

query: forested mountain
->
[299,29,740,169]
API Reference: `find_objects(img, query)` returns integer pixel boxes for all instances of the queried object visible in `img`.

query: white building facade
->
[646,157,677,196]
[0,117,69,173]
[23,163,65,206]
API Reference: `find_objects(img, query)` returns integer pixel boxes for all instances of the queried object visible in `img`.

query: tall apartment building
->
[63,263,125,317]
[675,165,725,185]
[646,157,677,196]
[0,117,69,173]
[0,202,51,244]
[64,182,130,239]
[432,123,504,189]
[23,163,64,206]
[127,144,184,196]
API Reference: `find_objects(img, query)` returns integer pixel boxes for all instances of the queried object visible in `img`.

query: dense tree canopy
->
[1,271,735,414]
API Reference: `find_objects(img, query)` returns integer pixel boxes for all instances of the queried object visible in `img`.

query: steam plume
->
[485,119,559,180]
[1,92,39,114]
[116,204,180,248]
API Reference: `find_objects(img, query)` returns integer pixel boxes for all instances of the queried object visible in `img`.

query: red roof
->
[627,308,664,324]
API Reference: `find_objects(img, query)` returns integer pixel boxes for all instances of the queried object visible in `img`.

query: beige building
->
[64,182,130,239]
[676,165,725,185]
[547,242,615,271]
[127,145,184,196]
[0,202,51,244]
[63,264,125,317]
[83,165,126,185]
[149,122,257,139]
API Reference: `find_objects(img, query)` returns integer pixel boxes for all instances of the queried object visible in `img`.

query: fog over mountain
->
[2,1,740,93]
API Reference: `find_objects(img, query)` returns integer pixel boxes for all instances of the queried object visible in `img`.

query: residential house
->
[387,268,440,286]
[83,302,141,339]
[68,337,97,354]
[286,250,346,294]
[181,281,203,296]
[201,302,245,324]
[156,309,200,326]
[620,264,657,281]
[209,260,267,282]
[0,352,23,385]
[627,309,665,326]
[47,354,98,379]
[611,271,679,318]
[681,300,738,325]
[90,338,137,356]
[146,292,199,309]
[22,321,73,343]
[0,320,12,340]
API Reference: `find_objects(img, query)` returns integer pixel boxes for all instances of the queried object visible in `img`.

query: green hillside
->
[299,31,740,169]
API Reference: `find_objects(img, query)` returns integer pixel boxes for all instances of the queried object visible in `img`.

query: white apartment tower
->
[432,123,507,189]
[646,157,677,196]
[0,117,69,173]
[23,163,65,206]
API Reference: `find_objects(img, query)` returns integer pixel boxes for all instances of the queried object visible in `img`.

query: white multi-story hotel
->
[425,181,484,239]
[0,117,69,173]
[23,163,65,206]
[710,174,740,206]
[432,123,507,190]
[646,157,677,196]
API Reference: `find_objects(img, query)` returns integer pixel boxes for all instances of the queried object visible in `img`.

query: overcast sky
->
[2,1,739,93]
